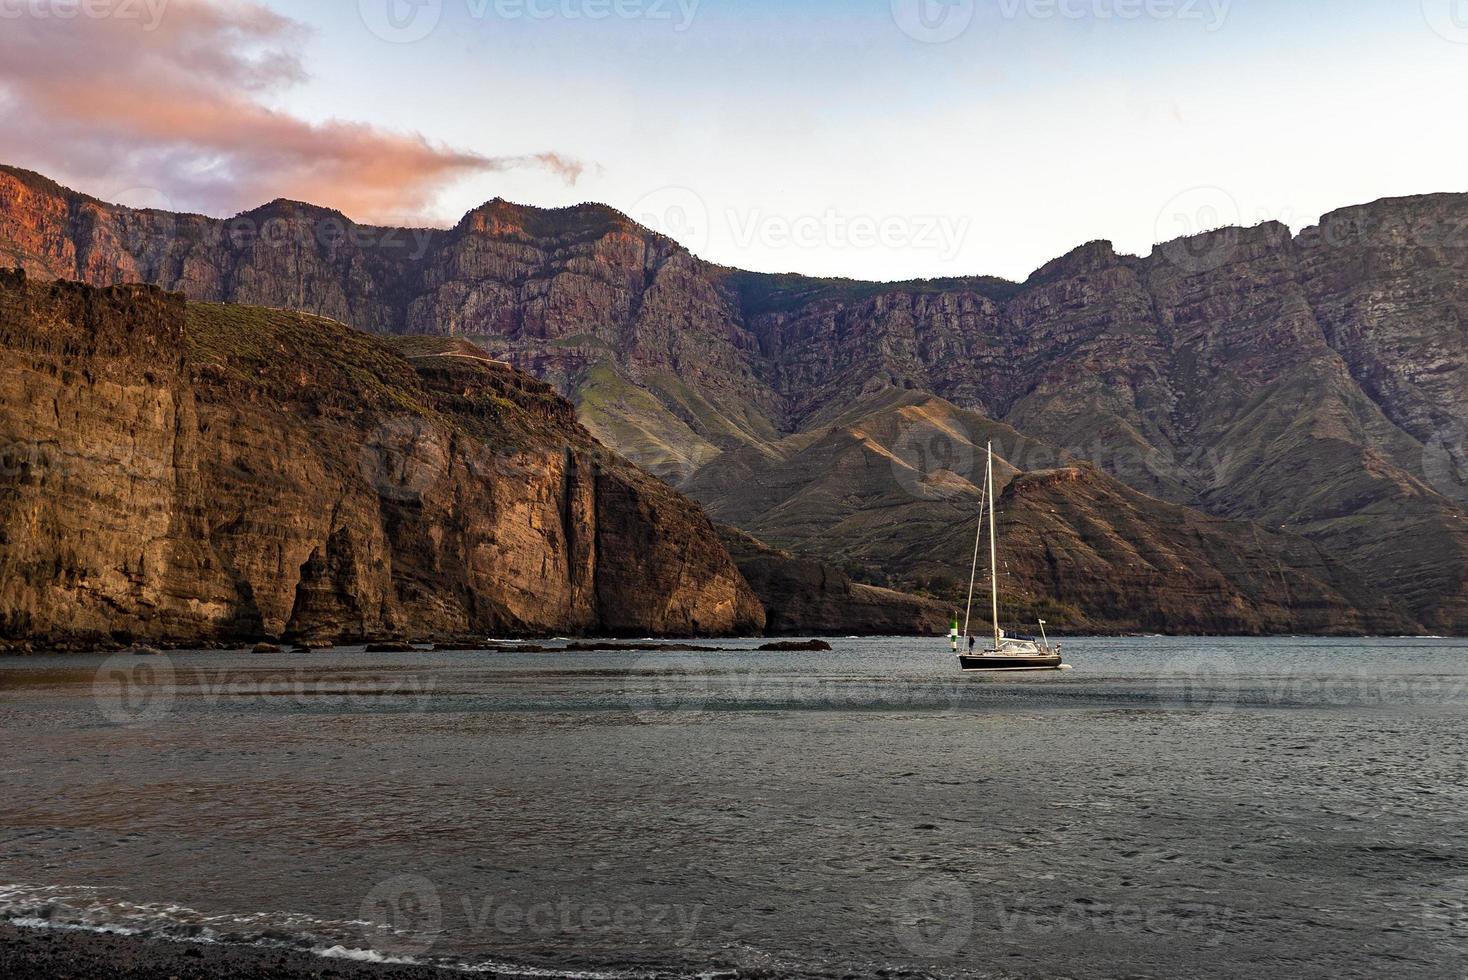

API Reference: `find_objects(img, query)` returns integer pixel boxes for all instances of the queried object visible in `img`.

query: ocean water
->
[0,637,1465,978]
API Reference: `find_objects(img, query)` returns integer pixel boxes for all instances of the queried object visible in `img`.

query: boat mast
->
[988,442,1002,652]
[962,481,986,642]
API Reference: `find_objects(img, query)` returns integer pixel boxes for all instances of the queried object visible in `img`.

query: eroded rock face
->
[0,270,763,647]
[718,527,950,637]
[4,162,1467,632]
[698,400,1412,636]
[730,214,1468,631]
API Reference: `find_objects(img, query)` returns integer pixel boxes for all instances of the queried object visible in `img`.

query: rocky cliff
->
[0,270,765,649]
[717,526,950,637]
[4,162,1465,633]
[692,393,1411,636]
[724,214,1468,631]
[0,166,779,484]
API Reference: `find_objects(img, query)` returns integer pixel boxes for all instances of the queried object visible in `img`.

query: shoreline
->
[1,631,1462,656]
[0,923,700,980]
[0,923,467,979]
[0,637,841,658]
[0,922,729,980]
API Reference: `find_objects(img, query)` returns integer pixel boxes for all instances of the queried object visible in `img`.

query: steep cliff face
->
[731,216,1468,630]
[0,168,782,484]
[718,527,950,636]
[0,270,764,648]
[4,162,1466,633]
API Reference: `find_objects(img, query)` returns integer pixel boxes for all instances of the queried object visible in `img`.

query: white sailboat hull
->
[959,639,1065,671]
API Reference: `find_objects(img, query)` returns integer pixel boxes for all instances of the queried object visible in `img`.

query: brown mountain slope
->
[717,526,949,636]
[0,270,764,648]
[3,163,1465,631]
[0,166,782,484]
[989,464,1408,636]
[686,394,1412,635]
[725,217,1468,630]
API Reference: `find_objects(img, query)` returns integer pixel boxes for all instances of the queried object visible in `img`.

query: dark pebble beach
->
[0,925,465,980]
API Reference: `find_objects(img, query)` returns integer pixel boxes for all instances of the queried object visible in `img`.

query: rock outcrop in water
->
[4,162,1465,633]
[0,270,765,649]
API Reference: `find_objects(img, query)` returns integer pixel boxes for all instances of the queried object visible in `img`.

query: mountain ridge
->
[3,162,1464,633]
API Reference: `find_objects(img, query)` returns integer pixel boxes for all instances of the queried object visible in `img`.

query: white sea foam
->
[318,944,421,964]
[1,881,718,979]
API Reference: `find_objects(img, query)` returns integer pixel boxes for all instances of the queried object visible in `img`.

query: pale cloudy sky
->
[3,0,1465,281]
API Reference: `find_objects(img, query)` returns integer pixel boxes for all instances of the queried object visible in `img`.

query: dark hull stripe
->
[958,655,1064,671]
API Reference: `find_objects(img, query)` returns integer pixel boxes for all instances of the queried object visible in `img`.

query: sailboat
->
[951,441,1068,672]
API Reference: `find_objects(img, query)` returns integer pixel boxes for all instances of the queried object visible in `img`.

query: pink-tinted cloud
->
[0,0,584,223]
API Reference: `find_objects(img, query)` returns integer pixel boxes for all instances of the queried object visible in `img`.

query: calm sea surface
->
[1,637,1466,978]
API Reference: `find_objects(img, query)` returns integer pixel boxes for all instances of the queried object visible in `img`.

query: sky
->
[2,0,1465,281]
